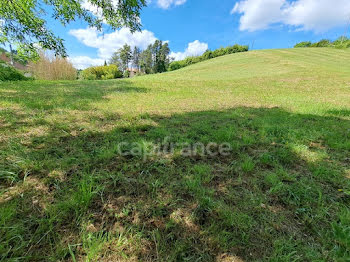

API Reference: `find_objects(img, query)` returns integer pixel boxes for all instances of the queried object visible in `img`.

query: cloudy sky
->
[46,0,350,69]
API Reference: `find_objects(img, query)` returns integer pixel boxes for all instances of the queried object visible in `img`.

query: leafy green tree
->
[117,44,132,71]
[152,40,162,73]
[139,45,153,74]
[132,46,141,71]
[0,0,146,58]
[114,40,171,75]
[151,40,170,73]
[109,52,121,68]
[159,42,170,72]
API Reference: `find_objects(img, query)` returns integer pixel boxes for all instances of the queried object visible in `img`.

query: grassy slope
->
[0,48,350,261]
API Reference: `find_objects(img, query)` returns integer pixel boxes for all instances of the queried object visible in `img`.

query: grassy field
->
[0,48,350,261]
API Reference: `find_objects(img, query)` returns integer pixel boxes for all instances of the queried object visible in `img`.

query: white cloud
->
[232,0,286,31]
[232,0,350,32]
[68,56,105,70]
[170,40,208,61]
[156,0,187,9]
[69,27,157,60]
[81,0,120,20]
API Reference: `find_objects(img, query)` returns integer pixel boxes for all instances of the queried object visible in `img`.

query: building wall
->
[0,53,28,71]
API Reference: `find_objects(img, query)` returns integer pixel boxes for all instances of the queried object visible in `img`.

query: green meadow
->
[1,48,350,261]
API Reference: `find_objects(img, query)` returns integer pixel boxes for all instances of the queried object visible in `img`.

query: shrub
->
[168,44,249,71]
[212,47,227,57]
[294,37,350,49]
[0,61,28,81]
[311,39,331,47]
[294,41,312,48]
[202,50,213,60]
[82,65,122,80]
[168,61,184,71]
[30,52,77,80]
[333,36,350,49]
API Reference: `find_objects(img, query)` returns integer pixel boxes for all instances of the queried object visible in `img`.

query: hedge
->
[169,44,249,71]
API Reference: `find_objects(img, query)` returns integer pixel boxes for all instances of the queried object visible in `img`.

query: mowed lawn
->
[1,48,350,261]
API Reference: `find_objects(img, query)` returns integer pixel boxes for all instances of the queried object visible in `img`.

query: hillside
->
[0,48,350,261]
[109,47,350,115]
[158,47,350,80]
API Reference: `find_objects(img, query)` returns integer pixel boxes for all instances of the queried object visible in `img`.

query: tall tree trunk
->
[9,43,14,65]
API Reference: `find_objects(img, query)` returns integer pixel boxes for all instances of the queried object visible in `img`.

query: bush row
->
[0,61,29,81]
[81,65,122,80]
[294,37,350,49]
[169,44,249,71]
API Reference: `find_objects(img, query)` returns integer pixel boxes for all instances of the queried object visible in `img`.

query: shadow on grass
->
[1,107,350,261]
[327,109,350,117]
[0,79,148,111]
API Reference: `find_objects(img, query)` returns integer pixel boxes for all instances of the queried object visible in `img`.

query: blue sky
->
[47,0,350,69]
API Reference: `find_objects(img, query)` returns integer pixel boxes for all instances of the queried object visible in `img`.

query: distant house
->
[127,68,139,77]
[0,52,28,71]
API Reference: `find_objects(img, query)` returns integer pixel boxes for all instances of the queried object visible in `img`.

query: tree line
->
[109,40,171,75]
[294,36,350,49]
[168,44,249,71]
[80,42,249,80]
[108,42,249,76]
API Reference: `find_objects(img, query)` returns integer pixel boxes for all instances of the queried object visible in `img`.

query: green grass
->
[0,47,350,261]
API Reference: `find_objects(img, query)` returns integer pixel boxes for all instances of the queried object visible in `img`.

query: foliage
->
[138,40,170,74]
[294,36,350,49]
[153,40,170,73]
[123,70,130,78]
[111,40,170,76]
[332,36,350,49]
[109,52,121,70]
[82,64,122,80]
[132,46,141,70]
[0,60,28,81]
[168,44,249,71]
[139,45,153,74]
[29,52,77,80]
[0,47,29,65]
[294,41,312,48]
[110,44,132,72]
[311,39,331,47]
[0,0,147,58]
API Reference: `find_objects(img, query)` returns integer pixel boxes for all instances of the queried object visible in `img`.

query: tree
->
[110,52,121,68]
[139,45,153,74]
[151,40,170,73]
[152,40,162,73]
[159,42,170,72]
[117,44,132,71]
[132,46,141,71]
[135,41,171,74]
[110,40,171,75]
[0,0,146,58]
